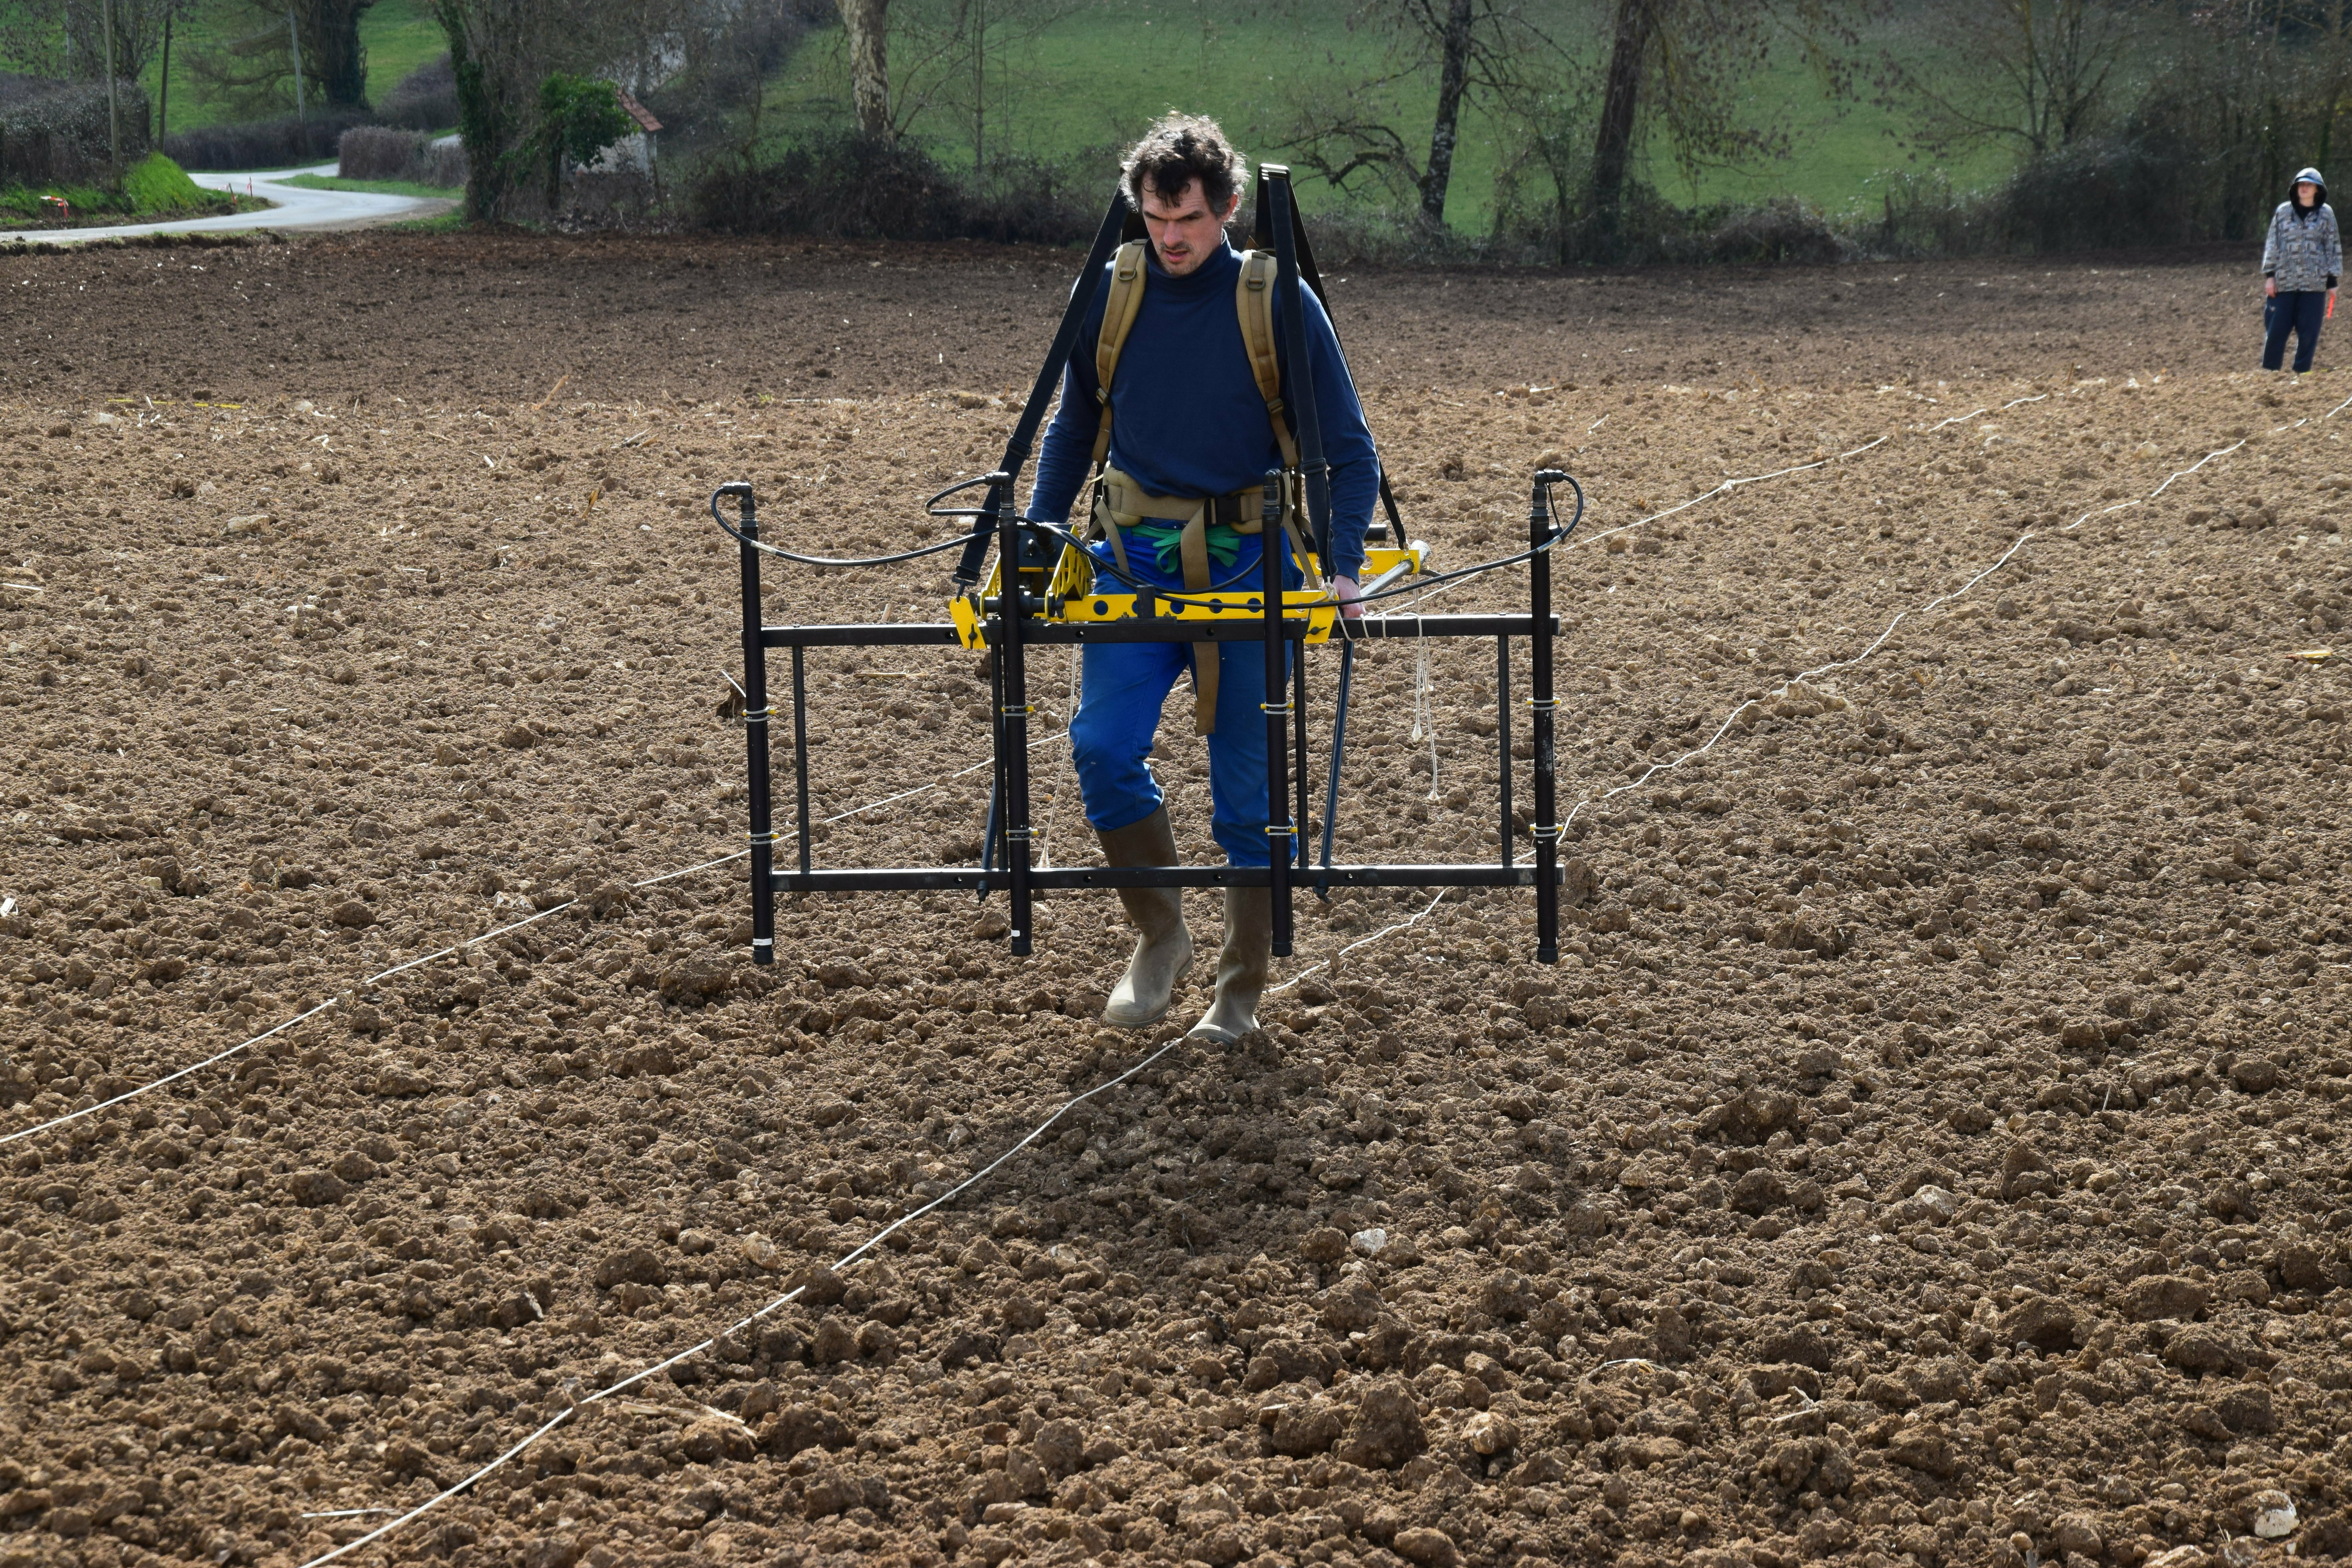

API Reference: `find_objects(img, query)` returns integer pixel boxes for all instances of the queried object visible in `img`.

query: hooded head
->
[2294,166,2327,210]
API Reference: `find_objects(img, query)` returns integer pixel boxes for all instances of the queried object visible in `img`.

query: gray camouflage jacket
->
[2265,202,2342,293]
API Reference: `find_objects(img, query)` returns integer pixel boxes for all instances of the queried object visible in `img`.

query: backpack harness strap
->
[1083,244,1323,735]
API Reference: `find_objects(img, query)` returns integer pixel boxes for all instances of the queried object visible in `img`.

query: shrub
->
[1690,198,1845,266]
[165,107,374,171]
[689,133,1094,245]
[336,125,465,186]
[0,78,152,186]
[379,54,458,132]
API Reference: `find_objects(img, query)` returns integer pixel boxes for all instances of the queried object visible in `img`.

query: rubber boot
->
[1188,886,1271,1045]
[1097,808,1192,1028]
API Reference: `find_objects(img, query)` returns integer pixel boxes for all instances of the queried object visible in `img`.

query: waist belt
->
[1090,466,1320,735]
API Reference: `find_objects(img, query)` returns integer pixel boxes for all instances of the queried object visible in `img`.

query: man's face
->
[1140,178,1238,278]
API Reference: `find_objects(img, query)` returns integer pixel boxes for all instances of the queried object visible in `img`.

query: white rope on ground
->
[1266,889,1449,997]
[1386,432,1888,620]
[2,723,1080,1151]
[1555,435,2247,832]
[1389,388,2058,621]
[1259,431,2250,993]
[296,1027,1194,1568]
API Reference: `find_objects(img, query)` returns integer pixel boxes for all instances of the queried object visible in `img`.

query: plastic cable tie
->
[751,937,774,948]
[1004,828,1034,841]
[1000,704,1035,716]
[746,831,780,846]
[1259,701,1294,715]
[743,706,773,726]
[1265,822,1296,837]
[1530,824,1565,842]
[1526,697,1559,711]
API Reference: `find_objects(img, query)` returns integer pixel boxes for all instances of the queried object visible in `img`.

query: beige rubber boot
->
[1097,808,1192,1028]
[1187,885,1271,1045]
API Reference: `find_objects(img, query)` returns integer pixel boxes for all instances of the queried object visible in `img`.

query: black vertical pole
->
[1265,167,1332,570]
[724,482,775,965]
[1318,637,1354,894]
[791,645,811,880]
[1530,472,1563,964]
[999,488,1035,956]
[1496,635,1512,874]
[1262,471,1294,958]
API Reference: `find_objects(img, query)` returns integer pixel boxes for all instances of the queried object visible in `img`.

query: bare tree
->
[1579,0,1866,242]
[0,0,185,88]
[184,0,379,113]
[1276,0,1564,229]
[877,0,1082,174]
[1891,0,2143,158]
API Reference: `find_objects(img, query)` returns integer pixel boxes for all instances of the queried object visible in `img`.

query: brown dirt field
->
[1,232,2349,1568]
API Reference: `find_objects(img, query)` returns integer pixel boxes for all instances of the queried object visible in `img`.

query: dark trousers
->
[2265,289,2327,372]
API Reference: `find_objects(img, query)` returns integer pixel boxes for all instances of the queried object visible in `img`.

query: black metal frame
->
[725,167,1566,967]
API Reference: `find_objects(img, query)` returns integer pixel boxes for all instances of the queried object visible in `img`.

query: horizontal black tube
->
[774,862,1565,893]
[759,612,1561,649]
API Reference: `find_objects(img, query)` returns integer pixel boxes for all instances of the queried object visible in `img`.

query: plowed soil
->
[2,233,2350,1568]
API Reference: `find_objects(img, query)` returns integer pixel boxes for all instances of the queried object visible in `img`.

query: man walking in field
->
[1022,114,1379,1045]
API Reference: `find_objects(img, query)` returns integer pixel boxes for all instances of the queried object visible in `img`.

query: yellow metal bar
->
[948,540,1426,650]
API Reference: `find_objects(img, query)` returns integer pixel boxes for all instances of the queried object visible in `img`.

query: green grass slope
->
[0,151,234,227]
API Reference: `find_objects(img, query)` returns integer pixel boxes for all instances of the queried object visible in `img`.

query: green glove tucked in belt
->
[1131,519,1243,576]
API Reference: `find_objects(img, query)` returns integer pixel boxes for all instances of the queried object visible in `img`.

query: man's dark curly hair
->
[1121,113,1247,215]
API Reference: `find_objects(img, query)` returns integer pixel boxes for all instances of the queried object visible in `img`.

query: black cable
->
[1342,474,1586,608]
[709,490,981,569]
[712,469,1581,603]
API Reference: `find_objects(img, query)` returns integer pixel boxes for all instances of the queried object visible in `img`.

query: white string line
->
[1389,389,2058,620]
[1266,889,1450,996]
[1261,429,2244,991]
[297,1028,1192,1568]
[1,722,1077,1152]
[1553,434,2247,829]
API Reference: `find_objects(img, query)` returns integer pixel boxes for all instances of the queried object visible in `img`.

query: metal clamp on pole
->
[998,484,1036,957]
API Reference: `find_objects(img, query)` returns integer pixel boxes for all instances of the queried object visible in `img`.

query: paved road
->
[3,162,456,245]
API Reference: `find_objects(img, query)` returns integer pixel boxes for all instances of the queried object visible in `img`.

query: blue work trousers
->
[1067,537,1296,867]
[2265,290,2328,372]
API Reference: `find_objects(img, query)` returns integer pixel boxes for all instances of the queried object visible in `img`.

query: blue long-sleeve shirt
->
[1024,239,1377,583]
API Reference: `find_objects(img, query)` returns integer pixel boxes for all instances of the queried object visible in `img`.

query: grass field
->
[278,171,461,198]
[2,0,2015,228]
[756,0,2020,232]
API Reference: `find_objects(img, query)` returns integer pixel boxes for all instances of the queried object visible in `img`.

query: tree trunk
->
[1418,0,1474,227]
[103,0,120,181]
[1589,0,1662,242]
[288,7,305,116]
[838,0,890,139]
[156,12,170,143]
[304,0,380,107]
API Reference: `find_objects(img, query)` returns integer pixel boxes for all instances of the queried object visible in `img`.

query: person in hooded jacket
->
[2264,166,2342,372]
